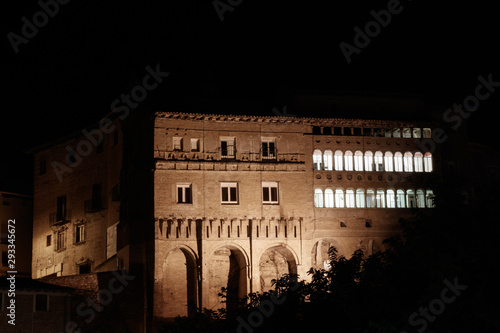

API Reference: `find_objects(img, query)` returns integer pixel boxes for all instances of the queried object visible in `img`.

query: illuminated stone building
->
[29,97,441,330]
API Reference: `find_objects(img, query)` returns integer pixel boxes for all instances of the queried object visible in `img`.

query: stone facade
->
[30,108,439,330]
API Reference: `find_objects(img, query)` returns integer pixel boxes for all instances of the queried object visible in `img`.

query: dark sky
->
[2,0,499,193]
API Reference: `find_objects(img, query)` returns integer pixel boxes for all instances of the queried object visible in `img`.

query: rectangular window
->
[177,183,192,204]
[56,230,65,251]
[79,263,91,274]
[35,294,48,312]
[173,137,183,151]
[220,138,235,158]
[106,222,118,259]
[262,181,279,204]
[56,195,67,222]
[261,138,276,159]
[75,224,85,244]
[46,235,51,247]
[91,183,103,211]
[221,182,238,204]
[190,138,200,152]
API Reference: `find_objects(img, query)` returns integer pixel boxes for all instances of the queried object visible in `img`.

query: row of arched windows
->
[313,150,433,172]
[314,188,435,208]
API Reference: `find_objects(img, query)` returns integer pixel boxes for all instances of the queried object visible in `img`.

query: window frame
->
[262,181,279,205]
[221,182,239,204]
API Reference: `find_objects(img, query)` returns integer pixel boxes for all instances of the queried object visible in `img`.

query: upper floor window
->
[221,182,238,204]
[177,183,192,204]
[190,138,200,152]
[384,152,394,172]
[313,150,322,170]
[323,150,333,171]
[424,153,433,172]
[356,189,365,208]
[261,138,276,159]
[414,152,424,172]
[56,195,67,222]
[173,137,183,151]
[220,137,235,159]
[344,151,354,171]
[394,152,403,172]
[404,152,414,172]
[262,181,279,204]
[386,190,396,208]
[75,223,85,244]
[325,189,334,208]
[314,189,323,208]
[56,230,65,251]
[354,151,363,171]
[364,151,373,171]
[345,189,355,208]
[374,151,384,171]
[334,150,343,171]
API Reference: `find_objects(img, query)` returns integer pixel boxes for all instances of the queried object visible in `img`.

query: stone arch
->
[259,244,299,292]
[208,244,249,312]
[162,245,199,318]
[311,238,345,269]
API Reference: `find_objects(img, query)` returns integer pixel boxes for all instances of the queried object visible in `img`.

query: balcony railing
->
[220,145,236,160]
[261,148,277,160]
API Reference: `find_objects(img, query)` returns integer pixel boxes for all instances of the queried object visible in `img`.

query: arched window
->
[424,153,433,172]
[354,151,364,171]
[384,151,394,172]
[344,151,354,171]
[366,190,375,208]
[323,150,333,171]
[374,151,384,171]
[334,150,343,171]
[404,152,413,172]
[416,189,425,208]
[356,189,365,208]
[325,189,334,208]
[386,189,396,208]
[396,190,405,208]
[346,189,355,208]
[314,189,323,208]
[376,189,385,208]
[335,189,345,208]
[426,189,435,208]
[414,152,424,172]
[406,189,416,208]
[364,151,373,171]
[394,152,403,172]
[313,150,322,170]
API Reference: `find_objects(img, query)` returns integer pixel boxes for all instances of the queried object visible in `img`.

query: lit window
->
[393,128,401,138]
[323,150,333,171]
[366,190,375,208]
[403,128,411,138]
[354,151,363,171]
[345,189,355,208]
[334,150,343,171]
[404,152,413,172]
[406,190,416,208]
[221,182,238,204]
[374,151,384,171]
[384,152,394,172]
[313,150,322,170]
[426,190,435,208]
[414,152,424,172]
[177,183,192,204]
[394,152,403,172]
[386,190,396,208]
[344,151,354,171]
[417,189,425,208]
[335,189,345,208]
[325,189,334,208]
[423,128,432,138]
[424,153,433,172]
[314,189,323,208]
[396,190,405,208]
[262,138,276,159]
[364,151,373,171]
[376,189,385,208]
[413,128,422,138]
[356,189,365,208]
[262,181,279,204]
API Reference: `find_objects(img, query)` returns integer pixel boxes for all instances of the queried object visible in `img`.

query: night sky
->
[2,0,499,194]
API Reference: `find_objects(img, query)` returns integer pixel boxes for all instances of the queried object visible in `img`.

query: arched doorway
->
[162,247,198,318]
[311,239,343,270]
[259,245,298,292]
[209,246,248,312]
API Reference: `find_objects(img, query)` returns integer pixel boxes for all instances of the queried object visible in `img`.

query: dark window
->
[221,183,238,204]
[312,126,322,135]
[177,184,192,204]
[35,294,48,311]
[262,141,276,159]
[92,183,103,210]
[363,128,372,136]
[353,127,362,136]
[56,196,67,221]
[323,127,332,135]
[56,231,65,251]
[333,127,342,135]
[75,224,85,244]
[46,235,51,247]
[79,263,91,274]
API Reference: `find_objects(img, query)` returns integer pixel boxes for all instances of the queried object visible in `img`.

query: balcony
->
[49,210,72,226]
